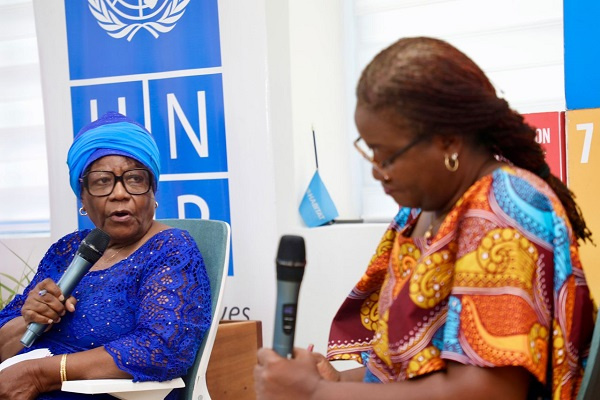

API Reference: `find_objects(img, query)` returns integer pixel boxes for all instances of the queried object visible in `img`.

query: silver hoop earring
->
[155,201,159,209]
[444,153,459,172]
[79,207,88,216]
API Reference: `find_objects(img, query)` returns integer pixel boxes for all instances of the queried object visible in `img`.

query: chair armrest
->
[62,377,185,400]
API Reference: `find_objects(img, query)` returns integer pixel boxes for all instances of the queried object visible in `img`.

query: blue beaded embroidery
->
[0,228,211,400]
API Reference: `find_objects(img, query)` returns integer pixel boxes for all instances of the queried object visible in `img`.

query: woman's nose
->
[372,164,390,182]
[110,179,130,198]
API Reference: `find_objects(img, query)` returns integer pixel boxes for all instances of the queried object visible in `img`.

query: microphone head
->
[276,235,305,282]
[78,228,110,263]
[276,235,306,265]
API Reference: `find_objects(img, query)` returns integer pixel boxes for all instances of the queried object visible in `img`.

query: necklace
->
[423,212,447,240]
[424,216,435,240]
[422,158,498,241]
[102,245,128,265]
[424,222,434,240]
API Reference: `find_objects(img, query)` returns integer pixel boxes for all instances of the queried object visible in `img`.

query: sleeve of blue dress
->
[0,233,81,330]
[103,230,212,381]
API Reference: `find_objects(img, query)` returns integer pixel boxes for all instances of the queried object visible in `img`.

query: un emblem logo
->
[88,0,190,41]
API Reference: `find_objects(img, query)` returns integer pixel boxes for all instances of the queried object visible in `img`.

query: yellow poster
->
[566,109,600,301]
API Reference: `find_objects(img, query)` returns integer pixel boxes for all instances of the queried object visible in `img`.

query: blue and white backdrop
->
[35,0,282,335]
[66,1,232,269]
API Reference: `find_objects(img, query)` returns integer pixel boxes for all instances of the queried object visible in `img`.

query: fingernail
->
[59,295,65,302]
[48,319,53,324]
[307,344,314,352]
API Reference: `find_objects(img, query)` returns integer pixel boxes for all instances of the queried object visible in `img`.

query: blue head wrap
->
[67,112,161,196]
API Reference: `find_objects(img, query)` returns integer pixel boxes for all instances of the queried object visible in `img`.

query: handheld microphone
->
[21,228,110,347]
[273,235,306,358]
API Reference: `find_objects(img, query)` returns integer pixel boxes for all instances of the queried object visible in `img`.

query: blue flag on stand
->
[299,170,339,227]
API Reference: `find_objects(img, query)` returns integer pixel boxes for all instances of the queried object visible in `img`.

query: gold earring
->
[444,153,459,172]
[79,207,88,216]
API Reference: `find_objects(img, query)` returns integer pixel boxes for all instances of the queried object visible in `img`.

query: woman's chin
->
[389,193,415,209]
[102,223,137,240]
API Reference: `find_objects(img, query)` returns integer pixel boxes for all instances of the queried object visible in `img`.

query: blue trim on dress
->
[441,295,464,355]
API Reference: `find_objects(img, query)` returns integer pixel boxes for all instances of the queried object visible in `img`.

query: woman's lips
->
[109,211,132,222]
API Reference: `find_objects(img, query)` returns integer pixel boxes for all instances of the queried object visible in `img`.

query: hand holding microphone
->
[22,278,75,327]
[272,235,306,359]
[259,239,347,399]
[20,228,110,347]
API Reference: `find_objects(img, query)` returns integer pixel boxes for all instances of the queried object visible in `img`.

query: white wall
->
[260,0,393,354]
[262,0,388,349]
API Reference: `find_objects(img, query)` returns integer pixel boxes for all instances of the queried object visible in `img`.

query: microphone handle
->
[56,254,95,298]
[273,280,302,358]
[20,255,93,348]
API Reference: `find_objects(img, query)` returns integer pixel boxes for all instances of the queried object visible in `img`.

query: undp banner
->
[65,0,233,273]
[66,0,221,78]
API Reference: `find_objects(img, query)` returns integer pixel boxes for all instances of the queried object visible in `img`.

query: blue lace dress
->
[0,228,212,399]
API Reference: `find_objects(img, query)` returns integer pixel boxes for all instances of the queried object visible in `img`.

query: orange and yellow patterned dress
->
[327,166,595,399]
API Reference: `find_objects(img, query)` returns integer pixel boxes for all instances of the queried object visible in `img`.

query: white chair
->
[62,218,230,400]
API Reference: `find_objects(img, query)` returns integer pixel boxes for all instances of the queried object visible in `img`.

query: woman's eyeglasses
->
[81,168,152,197]
[353,135,427,178]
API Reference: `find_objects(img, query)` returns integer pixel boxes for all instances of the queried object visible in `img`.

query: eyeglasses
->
[353,135,427,177]
[81,168,152,197]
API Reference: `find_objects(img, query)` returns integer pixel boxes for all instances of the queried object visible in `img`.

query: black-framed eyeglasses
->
[353,135,428,177]
[81,168,152,197]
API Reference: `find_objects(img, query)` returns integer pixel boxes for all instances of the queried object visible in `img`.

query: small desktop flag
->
[299,170,338,227]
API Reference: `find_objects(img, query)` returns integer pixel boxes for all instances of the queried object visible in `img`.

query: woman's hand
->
[0,361,44,400]
[310,352,341,382]
[21,278,77,327]
[255,347,323,400]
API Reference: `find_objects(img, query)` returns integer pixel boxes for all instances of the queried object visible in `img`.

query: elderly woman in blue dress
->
[0,112,211,400]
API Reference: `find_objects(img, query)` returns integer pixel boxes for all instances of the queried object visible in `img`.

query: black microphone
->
[21,228,110,347]
[272,235,306,358]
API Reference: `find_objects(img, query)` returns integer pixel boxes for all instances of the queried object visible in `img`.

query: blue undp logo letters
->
[149,74,227,174]
[66,0,233,273]
[65,0,222,79]
[71,76,230,249]
[71,82,145,132]
[70,74,226,175]
[155,179,230,222]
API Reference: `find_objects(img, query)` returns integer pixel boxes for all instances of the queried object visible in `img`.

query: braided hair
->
[357,37,592,243]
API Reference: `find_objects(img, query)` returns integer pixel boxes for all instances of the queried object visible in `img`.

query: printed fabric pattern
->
[0,228,211,400]
[327,166,595,399]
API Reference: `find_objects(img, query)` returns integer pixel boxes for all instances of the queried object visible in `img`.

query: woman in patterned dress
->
[255,37,595,400]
